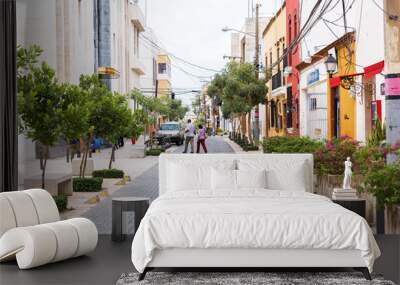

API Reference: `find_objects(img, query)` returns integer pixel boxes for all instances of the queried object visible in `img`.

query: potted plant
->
[358,162,400,234]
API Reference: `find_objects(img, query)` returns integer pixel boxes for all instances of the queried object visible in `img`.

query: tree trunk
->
[108,145,115,169]
[247,113,253,145]
[41,145,48,189]
[79,139,86,178]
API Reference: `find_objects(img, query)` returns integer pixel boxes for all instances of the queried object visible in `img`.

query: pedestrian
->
[196,124,208,154]
[182,119,195,153]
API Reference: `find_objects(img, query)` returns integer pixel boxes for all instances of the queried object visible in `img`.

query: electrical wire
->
[140,33,221,73]
[269,0,335,70]
[371,0,400,22]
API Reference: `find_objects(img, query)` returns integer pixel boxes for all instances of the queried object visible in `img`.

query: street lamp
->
[325,54,338,78]
[221,26,256,37]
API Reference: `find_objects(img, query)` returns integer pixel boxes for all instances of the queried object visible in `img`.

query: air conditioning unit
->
[283,66,292,77]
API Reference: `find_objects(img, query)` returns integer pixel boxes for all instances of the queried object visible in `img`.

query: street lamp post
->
[325,54,338,78]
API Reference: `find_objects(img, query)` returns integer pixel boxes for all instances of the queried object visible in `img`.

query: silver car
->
[156,122,184,145]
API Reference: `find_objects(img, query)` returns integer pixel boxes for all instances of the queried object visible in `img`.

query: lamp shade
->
[325,54,337,75]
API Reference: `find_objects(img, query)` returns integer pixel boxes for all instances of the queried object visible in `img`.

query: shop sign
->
[385,74,400,96]
[307,69,320,85]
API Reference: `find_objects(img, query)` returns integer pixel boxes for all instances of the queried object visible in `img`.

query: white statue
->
[343,157,353,190]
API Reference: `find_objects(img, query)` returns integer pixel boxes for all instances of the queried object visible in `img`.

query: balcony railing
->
[272,71,282,90]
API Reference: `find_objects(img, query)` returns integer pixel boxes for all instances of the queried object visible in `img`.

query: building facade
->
[156,54,172,98]
[263,2,287,137]
[139,27,161,97]
[104,0,146,109]
[285,0,300,135]
[16,0,96,186]
[299,0,385,141]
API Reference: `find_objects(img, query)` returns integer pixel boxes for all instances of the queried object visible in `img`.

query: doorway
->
[332,87,340,138]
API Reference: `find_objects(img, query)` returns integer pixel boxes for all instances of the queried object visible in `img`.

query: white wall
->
[16,0,95,186]
[300,0,385,142]
[299,59,328,140]
[140,27,161,96]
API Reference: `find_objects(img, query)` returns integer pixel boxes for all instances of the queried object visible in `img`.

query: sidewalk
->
[223,136,262,154]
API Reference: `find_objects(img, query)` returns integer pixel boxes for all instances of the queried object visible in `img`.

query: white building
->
[17,0,95,84]
[139,28,162,97]
[108,0,146,109]
[299,0,385,142]
[16,0,96,186]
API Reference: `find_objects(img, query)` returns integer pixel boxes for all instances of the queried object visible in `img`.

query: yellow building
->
[156,54,171,98]
[327,32,357,140]
[263,2,287,137]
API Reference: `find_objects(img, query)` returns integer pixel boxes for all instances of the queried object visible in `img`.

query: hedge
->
[92,169,124,179]
[146,148,165,156]
[53,195,68,212]
[73,177,103,192]
[262,136,323,154]
[243,145,259,152]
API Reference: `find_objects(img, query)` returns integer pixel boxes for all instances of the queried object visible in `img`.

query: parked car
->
[156,122,184,145]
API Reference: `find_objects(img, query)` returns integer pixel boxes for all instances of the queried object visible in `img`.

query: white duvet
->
[131,190,380,273]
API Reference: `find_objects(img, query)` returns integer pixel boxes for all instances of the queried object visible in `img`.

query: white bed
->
[131,154,380,280]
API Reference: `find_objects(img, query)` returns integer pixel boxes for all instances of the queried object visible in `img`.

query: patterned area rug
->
[116,272,395,285]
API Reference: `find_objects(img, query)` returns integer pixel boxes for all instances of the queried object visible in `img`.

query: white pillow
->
[167,160,236,192]
[236,169,267,189]
[211,168,236,191]
[237,158,307,191]
[168,162,210,191]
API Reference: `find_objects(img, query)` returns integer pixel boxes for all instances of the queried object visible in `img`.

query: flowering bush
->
[358,162,400,208]
[313,137,359,176]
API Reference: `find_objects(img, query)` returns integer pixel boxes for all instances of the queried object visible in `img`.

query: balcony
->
[129,4,145,31]
[130,54,145,75]
[272,71,282,90]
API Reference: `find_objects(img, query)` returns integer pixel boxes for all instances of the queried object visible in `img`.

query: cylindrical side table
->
[112,197,150,242]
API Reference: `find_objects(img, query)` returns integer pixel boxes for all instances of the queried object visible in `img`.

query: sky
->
[142,0,281,108]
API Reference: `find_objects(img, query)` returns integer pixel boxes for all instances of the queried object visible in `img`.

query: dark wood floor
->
[0,235,398,285]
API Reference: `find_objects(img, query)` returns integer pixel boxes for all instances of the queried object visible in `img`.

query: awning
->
[329,77,341,87]
[328,61,384,87]
[97,67,120,79]
[364,61,384,79]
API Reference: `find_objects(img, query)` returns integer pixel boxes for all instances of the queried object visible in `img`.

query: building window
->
[269,51,272,68]
[158,63,167,74]
[277,46,280,71]
[294,14,298,37]
[310,97,317,111]
[134,27,139,56]
[288,15,292,44]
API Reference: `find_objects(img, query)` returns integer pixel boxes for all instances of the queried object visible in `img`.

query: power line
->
[140,34,221,73]
[371,0,400,22]
[139,37,212,82]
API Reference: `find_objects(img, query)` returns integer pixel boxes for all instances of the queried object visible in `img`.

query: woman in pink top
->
[196,125,208,153]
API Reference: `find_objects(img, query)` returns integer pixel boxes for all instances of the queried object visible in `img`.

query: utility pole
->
[341,0,348,33]
[254,2,261,145]
[384,0,400,164]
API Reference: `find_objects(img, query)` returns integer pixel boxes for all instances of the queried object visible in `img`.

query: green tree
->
[224,62,266,144]
[17,46,64,188]
[90,91,132,169]
[78,75,110,177]
[59,83,91,163]
[164,97,188,121]
[209,62,267,143]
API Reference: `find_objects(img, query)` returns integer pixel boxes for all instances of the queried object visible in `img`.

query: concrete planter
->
[314,174,376,226]
[385,205,400,234]
[72,159,94,177]
[129,145,146,158]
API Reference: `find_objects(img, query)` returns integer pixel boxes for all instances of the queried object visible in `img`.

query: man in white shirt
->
[183,119,195,153]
